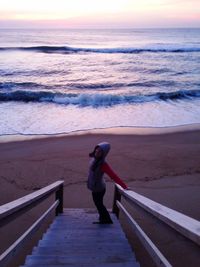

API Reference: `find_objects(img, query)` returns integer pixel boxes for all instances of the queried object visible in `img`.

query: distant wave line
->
[0,80,184,91]
[0,45,200,54]
[0,90,200,107]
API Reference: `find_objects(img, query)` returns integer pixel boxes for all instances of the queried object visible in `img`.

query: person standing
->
[87,142,128,224]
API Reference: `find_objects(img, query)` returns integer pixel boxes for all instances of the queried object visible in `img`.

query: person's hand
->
[125,187,132,191]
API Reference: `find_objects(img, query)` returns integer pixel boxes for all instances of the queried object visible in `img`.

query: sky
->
[0,0,199,28]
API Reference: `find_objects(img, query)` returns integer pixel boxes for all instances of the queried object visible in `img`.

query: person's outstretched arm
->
[101,162,128,189]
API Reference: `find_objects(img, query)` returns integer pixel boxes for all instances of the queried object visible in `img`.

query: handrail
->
[0,201,59,267]
[112,184,200,267]
[113,184,200,245]
[0,180,64,220]
[0,180,64,267]
[117,201,172,267]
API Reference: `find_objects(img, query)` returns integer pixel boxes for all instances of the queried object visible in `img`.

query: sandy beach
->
[0,125,200,214]
[0,125,200,266]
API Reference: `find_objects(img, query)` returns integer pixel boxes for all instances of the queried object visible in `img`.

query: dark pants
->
[92,189,113,223]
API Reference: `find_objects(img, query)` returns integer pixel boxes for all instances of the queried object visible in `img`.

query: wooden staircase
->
[20,208,140,267]
[1,181,199,267]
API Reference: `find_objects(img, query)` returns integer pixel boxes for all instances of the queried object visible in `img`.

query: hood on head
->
[89,142,111,159]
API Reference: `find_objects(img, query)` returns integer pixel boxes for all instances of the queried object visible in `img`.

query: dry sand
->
[0,125,200,214]
[0,125,200,266]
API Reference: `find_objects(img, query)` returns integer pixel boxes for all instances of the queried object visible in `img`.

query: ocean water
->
[0,28,200,135]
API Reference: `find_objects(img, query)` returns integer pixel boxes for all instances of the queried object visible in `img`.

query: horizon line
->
[0,26,200,30]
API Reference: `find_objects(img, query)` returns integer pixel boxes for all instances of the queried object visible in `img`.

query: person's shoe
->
[93,221,113,224]
[102,221,113,224]
[92,221,102,224]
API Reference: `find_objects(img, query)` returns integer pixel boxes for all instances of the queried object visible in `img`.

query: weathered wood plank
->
[0,201,59,267]
[0,181,64,220]
[117,185,200,246]
[25,254,136,264]
[117,200,172,267]
[21,262,140,267]
[23,209,140,267]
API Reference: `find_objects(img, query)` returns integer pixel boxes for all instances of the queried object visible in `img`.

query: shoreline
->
[1,123,200,143]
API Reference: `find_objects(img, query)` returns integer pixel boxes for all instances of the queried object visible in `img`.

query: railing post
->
[55,184,63,215]
[112,185,121,218]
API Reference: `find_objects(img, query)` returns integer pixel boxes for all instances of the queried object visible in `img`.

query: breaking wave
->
[0,89,200,107]
[0,45,200,54]
[0,80,178,91]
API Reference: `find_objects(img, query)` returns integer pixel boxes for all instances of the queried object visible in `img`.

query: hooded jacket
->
[87,142,127,192]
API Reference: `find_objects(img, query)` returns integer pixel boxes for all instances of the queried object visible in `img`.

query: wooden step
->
[21,262,140,267]
[32,246,133,254]
[24,255,138,265]
[21,208,140,267]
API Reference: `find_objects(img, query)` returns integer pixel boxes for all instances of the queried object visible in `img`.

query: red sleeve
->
[101,162,128,189]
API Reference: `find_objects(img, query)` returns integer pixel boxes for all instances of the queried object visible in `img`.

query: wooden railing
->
[0,180,64,267]
[112,184,200,267]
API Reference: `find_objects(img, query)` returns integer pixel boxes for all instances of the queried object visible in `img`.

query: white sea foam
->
[1,100,200,135]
